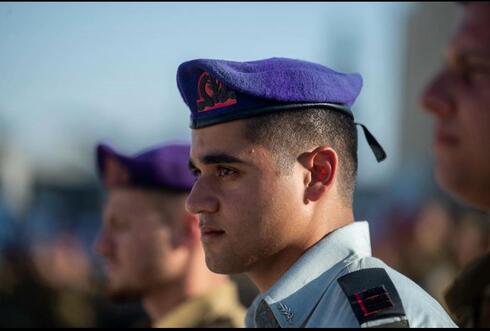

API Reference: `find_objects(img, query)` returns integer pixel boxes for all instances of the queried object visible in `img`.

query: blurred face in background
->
[96,188,189,301]
[421,3,490,210]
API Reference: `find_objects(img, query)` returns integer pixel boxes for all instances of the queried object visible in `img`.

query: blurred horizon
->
[1,2,413,186]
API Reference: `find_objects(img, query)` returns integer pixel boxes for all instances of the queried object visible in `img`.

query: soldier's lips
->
[104,261,119,273]
[200,226,226,242]
[435,129,459,147]
[103,265,120,282]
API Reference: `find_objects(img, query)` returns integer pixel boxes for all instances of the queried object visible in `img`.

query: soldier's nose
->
[420,71,455,120]
[186,180,219,215]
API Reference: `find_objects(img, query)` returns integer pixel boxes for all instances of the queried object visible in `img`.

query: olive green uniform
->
[445,252,490,328]
[153,281,246,328]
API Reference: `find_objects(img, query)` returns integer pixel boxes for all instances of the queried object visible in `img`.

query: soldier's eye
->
[216,166,237,178]
[467,68,490,83]
[190,168,201,179]
[111,217,129,231]
[459,61,490,85]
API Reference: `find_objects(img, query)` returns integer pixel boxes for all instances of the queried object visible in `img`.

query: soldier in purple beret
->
[177,57,457,327]
[94,142,245,327]
[421,2,490,327]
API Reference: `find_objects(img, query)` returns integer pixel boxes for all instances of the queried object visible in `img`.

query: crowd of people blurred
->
[373,195,489,308]
[0,183,147,327]
[0,180,261,327]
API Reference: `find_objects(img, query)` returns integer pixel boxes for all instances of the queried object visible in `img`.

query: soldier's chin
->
[205,254,249,274]
[106,285,143,303]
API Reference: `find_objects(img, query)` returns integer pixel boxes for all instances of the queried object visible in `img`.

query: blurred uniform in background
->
[94,143,245,327]
[421,2,490,327]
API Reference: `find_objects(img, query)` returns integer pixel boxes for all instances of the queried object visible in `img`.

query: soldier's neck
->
[142,254,229,323]
[248,206,354,293]
[143,280,189,323]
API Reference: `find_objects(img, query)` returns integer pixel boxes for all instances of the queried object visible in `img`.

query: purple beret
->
[177,57,361,129]
[176,57,386,162]
[96,143,195,192]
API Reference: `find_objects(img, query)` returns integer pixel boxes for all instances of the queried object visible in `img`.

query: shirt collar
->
[249,221,372,328]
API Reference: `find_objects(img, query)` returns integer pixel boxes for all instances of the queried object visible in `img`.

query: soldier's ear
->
[103,156,130,187]
[300,146,338,203]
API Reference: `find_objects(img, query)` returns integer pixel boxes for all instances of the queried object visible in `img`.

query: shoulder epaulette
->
[337,268,409,328]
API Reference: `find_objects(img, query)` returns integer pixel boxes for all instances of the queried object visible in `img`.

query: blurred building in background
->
[0,2,488,327]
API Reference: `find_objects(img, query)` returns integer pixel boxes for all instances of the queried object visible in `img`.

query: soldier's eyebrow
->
[201,153,246,165]
[188,153,247,170]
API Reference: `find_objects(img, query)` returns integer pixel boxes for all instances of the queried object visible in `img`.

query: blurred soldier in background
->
[94,143,245,327]
[421,2,490,327]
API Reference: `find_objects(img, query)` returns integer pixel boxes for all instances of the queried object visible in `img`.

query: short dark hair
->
[243,107,358,203]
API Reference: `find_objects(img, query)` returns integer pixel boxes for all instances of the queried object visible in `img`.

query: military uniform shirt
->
[245,221,458,328]
[153,281,246,328]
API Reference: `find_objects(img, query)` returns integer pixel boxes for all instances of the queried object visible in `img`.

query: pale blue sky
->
[0,2,414,184]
